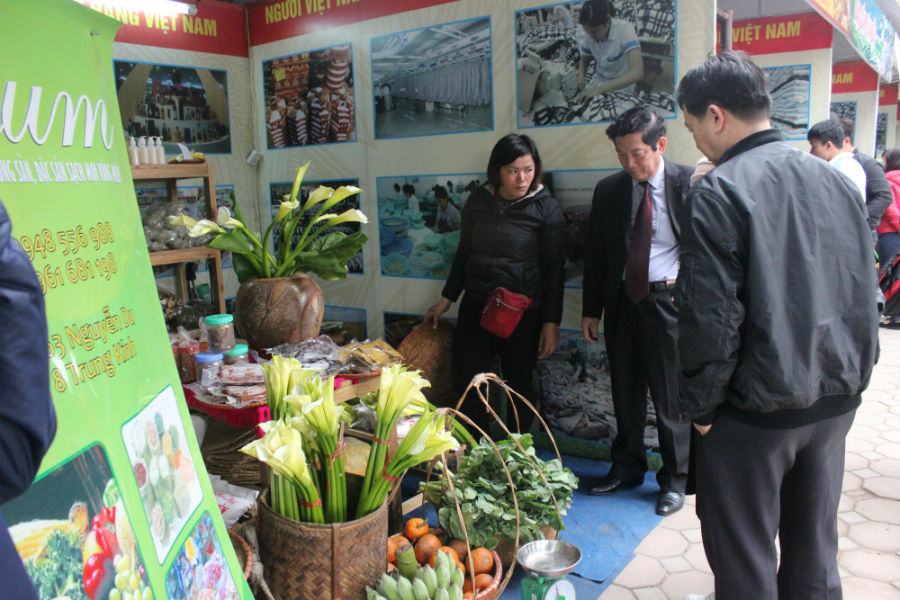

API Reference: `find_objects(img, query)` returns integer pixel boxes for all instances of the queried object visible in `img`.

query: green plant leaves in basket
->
[426,434,578,550]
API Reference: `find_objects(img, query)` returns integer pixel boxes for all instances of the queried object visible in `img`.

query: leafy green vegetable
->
[24,529,88,600]
[102,478,119,508]
[421,434,578,549]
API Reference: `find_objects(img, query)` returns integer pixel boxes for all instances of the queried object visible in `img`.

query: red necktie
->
[625,182,652,303]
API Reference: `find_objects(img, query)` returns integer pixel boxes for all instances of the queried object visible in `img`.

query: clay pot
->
[235,274,324,350]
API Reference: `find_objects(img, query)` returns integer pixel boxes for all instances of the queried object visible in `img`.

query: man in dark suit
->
[581,106,693,515]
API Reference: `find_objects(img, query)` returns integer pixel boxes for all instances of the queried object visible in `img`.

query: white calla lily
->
[216,206,243,229]
[303,185,335,211]
[187,219,225,237]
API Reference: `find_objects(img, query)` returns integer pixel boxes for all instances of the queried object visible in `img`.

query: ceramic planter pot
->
[234,273,324,350]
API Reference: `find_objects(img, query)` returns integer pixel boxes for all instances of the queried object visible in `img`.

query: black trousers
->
[695,410,854,600]
[453,293,542,434]
[604,287,690,492]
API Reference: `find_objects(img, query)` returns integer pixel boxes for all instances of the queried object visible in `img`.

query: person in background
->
[676,50,878,599]
[402,184,421,215]
[876,147,900,267]
[839,117,893,242]
[575,0,644,101]
[0,198,58,599]
[690,156,715,186]
[581,106,692,516]
[808,118,867,206]
[433,185,461,233]
[424,134,565,434]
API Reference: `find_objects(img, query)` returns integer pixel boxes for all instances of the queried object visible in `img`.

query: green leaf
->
[232,253,259,283]
[293,254,348,281]
[309,231,369,262]
[207,229,256,255]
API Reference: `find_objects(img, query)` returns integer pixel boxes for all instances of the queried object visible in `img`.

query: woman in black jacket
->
[424,134,566,433]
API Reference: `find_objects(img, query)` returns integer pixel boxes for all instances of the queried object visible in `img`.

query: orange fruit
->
[462,593,474,600]
[414,533,442,565]
[390,534,410,547]
[469,547,493,575]
[428,546,459,568]
[387,537,397,563]
[463,576,475,594]
[475,573,494,591]
[404,517,429,541]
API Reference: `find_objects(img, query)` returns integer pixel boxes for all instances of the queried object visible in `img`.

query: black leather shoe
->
[656,491,685,515]
[589,474,642,495]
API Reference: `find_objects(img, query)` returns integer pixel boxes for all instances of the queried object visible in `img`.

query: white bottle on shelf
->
[127,137,139,166]
[137,136,149,165]
[154,137,166,165]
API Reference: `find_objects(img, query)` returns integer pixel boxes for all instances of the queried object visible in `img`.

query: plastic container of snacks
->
[195,352,223,387]
[205,314,235,353]
[223,344,249,365]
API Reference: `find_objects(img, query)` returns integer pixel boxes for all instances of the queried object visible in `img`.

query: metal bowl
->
[516,540,581,578]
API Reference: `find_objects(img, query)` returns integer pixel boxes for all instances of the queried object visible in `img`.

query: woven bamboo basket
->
[397,321,457,408]
[257,485,388,600]
[228,529,253,581]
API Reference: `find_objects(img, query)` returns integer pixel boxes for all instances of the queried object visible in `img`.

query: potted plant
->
[240,358,462,600]
[167,162,368,349]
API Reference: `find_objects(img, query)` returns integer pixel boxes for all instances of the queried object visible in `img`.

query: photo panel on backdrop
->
[831,100,858,143]
[262,43,356,148]
[371,17,493,139]
[515,0,677,127]
[323,305,368,344]
[377,173,481,279]
[114,60,231,155]
[763,64,811,140]
[269,178,364,274]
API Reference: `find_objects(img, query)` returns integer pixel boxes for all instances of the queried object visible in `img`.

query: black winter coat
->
[0,199,57,599]
[442,184,566,324]
[676,129,879,428]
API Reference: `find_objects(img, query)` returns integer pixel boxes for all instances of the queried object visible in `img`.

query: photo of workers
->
[262,43,356,148]
[830,100,858,142]
[515,0,676,127]
[376,174,480,279]
[372,17,493,139]
[114,60,231,155]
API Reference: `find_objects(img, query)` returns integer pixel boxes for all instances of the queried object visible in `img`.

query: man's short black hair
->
[838,117,855,143]
[676,50,772,121]
[884,147,900,172]
[808,119,845,147]
[579,0,615,26]
[605,106,666,150]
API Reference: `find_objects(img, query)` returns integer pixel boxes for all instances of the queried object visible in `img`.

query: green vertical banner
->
[0,1,252,599]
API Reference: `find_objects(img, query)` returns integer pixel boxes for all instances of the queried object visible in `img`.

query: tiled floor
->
[598,327,900,599]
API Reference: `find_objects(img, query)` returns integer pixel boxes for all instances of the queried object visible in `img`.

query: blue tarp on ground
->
[403,452,667,598]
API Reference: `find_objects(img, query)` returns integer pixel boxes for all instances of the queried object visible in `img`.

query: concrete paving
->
[598,326,900,599]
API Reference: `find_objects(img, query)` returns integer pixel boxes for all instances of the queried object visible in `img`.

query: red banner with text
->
[832,60,879,94]
[77,0,247,57]
[248,0,456,46]
[721,12,832,55]
[880,84,899,106]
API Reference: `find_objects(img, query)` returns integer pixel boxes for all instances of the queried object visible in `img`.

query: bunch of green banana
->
[366,549,467,600]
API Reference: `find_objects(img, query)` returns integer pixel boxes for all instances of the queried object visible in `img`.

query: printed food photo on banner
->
[763,64,811,140]
[377,173,480,279]
[262,43,356,148]
[371,17,493,139]
[515,0,676,127]
[268,177,364,274]
[164,512,240,600]
[541,169,614,288]
[121,387,203,563]
[114,60,232,155]
[3,444,151,600]
[533,329,617,442]
[322,305,368,344]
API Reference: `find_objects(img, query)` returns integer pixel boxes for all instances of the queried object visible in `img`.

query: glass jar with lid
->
[223,344,249,365]
[194,352,224,386]
[204,314,235,353]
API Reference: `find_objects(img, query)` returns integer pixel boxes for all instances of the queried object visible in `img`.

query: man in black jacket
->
[581,106,692,515]
[838,117,892,242]
[676,51,879,598]
[0,198,58,599]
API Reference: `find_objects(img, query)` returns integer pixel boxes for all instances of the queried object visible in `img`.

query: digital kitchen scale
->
[516,539,582,600]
